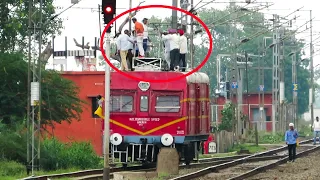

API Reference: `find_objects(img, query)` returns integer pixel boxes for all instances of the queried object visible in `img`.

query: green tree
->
[0,0,62,53]
[218,103,236,131]
[196,6,313,115]
[0,52,85,127]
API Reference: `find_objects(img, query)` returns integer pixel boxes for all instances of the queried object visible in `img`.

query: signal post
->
[101,0,116,180]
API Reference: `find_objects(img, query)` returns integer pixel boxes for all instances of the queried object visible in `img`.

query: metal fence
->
[210,103,295,133]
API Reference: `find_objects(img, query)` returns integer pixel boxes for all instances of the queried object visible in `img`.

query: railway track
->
[22,155,250,180]
[171,139,317,180]
[22,139,313,180]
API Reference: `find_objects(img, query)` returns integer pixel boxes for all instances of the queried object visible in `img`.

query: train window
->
[110,95,133,112]
[140,96,148,112]
[155,96,180,112]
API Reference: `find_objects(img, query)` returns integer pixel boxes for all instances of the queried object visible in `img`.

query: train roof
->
[62,71,210,84]
[183,72,210,84]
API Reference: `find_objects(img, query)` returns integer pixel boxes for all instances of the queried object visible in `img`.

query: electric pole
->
[310,10,314,123]
[101,1,116,179]
[291,45,298,130]
[271,14,280,135]
[27,0,43,175]
[190,0,194,69]
[279,26,285,132]
[129,0,132,30]
[229,0,239,142]
[180,0,189,32]
[172,0,178,29]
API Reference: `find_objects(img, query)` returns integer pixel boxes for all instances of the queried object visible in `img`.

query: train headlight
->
[161,133,174,146]
[110,133,122,146]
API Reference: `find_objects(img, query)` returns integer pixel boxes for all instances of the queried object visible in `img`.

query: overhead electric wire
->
[210,0,259,24]
[234,6,308,44]
[235,15,302,47]
[280,17,315,42]
[213,4,273,27]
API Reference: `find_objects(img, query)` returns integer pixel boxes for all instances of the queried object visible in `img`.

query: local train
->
[101,67,211,166]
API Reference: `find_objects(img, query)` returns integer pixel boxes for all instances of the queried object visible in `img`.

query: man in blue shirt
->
[285,123,299,162]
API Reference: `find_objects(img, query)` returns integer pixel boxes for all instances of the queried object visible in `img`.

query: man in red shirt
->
[132,17,145,57]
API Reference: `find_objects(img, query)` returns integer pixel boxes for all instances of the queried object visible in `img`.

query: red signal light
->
[105,6,112,13]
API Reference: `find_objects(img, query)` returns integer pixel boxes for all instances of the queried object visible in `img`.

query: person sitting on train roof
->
[178,29,188,72]
[116,29,135,71]
[161,29,180,71]
[131,17,145,58]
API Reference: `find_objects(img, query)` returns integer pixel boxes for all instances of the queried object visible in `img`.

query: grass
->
[229,144,267,154]
[0,165,81,180]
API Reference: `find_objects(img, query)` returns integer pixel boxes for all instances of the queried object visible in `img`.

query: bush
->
[0,161,26,177]
[0,124,101,171]
[0,129,27,163]
[245,129,284,144]
[41,138,101,171]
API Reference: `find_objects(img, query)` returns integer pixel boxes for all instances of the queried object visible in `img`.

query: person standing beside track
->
[285,123,299,162]
[312,116,320,145]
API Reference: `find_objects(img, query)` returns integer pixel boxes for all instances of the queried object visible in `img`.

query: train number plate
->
[208,142,217,153]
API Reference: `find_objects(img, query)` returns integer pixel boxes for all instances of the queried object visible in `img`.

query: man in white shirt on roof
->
[312,116,320,145]
[162,32,171,70]
[178,29,188,72]
[116,29,135,71]
[142,18,155,54]
[161,29,180,71]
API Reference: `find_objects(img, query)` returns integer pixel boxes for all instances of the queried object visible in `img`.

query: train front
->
[108,71,188,165]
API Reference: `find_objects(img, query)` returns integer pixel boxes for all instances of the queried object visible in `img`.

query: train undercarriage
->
[109,141,202,167]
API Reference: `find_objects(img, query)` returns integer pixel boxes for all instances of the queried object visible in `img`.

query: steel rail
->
[228,145,320,180]
[76,155,287,180]
[23,139,312,180]
[170,139,313,180]
[22,155,250,180]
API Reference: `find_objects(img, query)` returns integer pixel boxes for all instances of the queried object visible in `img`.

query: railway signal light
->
[102,0,116,33]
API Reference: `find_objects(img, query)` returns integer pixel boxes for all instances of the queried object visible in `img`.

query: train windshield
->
[155,95,180,113]
[110,95,133,112]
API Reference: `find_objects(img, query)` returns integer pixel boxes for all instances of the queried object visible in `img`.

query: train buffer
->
[133,57,166,71]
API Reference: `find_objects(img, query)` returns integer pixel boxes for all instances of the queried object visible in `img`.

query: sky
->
[46,0,320,71]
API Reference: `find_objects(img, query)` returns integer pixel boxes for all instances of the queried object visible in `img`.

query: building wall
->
[213,93,273,132]
[53,71,105,156]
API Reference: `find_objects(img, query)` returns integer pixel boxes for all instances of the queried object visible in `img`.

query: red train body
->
[106,71,210,165]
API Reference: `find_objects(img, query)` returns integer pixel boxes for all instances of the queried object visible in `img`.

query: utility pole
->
[229,0,239,142]
[291,45,298,129]
[172,0,178,29]
[129,0,132,30]
[310,10,314,123]
[27,0,43,175]
[245,51,250,138]
[190,0,194,69]
[271,14,280,135]
[180,0,189,32]
[103,33,111,180]
[279,26,285,132]
[101,1,116,179]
